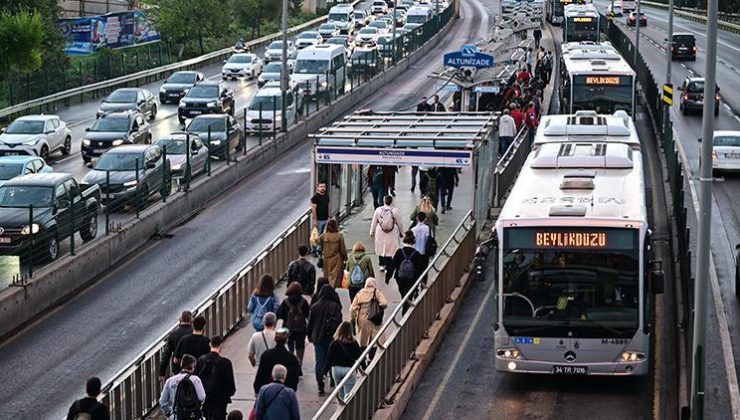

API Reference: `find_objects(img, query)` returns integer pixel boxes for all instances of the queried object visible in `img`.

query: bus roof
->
[561,44,636,77]
[534,110,639,145]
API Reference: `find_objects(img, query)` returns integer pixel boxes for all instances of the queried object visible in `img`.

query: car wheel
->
[147,134,153,144]
[136,184,150,208]
[62,136,72,156]
[160,175,172,199]
[222,77,228,81]
[39,145,49,161]
[79,213,98,242]
[44,233,59,262]
[149,104,157,121]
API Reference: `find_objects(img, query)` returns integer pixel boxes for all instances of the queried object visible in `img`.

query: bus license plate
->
[552,365,588,375]
[725,153,740,158]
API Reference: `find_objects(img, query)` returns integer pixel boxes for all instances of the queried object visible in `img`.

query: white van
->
[329,4,355,34]
[406,6,434,24]
[245,85,303,133]
[292,44,347,97]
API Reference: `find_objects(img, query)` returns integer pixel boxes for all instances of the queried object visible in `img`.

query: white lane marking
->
[688,69,695,75]
[735,115,740,124]
[682,64,689,69]
[724,103,732,111]
[674,132,740,419]
[639,5,740,54]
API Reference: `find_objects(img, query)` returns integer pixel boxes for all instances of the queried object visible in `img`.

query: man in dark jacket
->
[66,377,109,420]
[287,244,316,296]
[174,315,211,366]
[437,167,459,213]
[254,364,300,420]
[253,328,300,394]
[195,336,236,420]
[386,231,428,314]
[159,311,193,380]
[306,284,343,395]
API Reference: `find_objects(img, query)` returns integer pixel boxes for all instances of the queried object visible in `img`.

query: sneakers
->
[318,388,326,397]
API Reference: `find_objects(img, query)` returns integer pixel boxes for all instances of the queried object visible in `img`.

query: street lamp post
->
[280,0,289,132]
[633,0,641,68]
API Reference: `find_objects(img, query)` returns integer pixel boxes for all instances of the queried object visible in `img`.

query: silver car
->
[703,131,740,176]
[264,40,296,63]
[0,115,72,159]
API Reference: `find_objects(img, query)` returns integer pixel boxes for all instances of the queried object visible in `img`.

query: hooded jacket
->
[276,292,310,333]
[306,284,343,343]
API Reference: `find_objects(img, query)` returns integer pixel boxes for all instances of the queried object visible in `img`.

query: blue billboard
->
[58,11,160,56]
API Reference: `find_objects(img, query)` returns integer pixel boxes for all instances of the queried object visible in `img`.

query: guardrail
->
[492,127,529,208]
[0,0,361,121]
[313,211,477,420]
[95,210,310,419]
[640,1,740,34]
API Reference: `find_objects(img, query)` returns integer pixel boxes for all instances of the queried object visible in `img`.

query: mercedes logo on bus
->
[0,227,4,235]
[564,351,577,362]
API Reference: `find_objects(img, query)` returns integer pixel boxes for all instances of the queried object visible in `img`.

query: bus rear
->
[620,0,636,11]
[563,13,599,42]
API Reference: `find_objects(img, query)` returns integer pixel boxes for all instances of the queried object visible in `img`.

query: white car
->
[295,31,323,49]
[257,62,294,88]
[369,20,391,34]
[222,53,263,80]
[264,40,296,63]
[372,0,388,14]
[318,23,341,40]
[356,27,380,46]
[607,4,623,16]
[704,131,740,176]
[354,10,370,27]
[0,115,72,159]
[245,86,303,133]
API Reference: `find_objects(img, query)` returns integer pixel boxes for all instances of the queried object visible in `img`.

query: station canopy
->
[309,111,496,168]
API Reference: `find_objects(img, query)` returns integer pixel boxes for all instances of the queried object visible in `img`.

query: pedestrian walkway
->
[146,166,474,419]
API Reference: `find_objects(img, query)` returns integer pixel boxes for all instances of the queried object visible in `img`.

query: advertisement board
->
[58,11,160,56]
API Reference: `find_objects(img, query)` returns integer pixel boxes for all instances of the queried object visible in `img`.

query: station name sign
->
[443,45,494,69]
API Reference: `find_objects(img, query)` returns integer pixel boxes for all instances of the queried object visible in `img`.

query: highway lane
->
[0,0,491,418]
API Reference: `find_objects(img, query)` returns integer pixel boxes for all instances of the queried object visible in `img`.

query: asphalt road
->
[0,0,492,418]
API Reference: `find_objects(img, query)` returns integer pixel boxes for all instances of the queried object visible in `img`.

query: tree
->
[0,0,65,65]
[234,0,281,38]
[0,10,45,74]
[145,0,231,56]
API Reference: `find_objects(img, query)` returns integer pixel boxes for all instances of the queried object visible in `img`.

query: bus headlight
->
[497,348,522,359]
[619,351,645,362]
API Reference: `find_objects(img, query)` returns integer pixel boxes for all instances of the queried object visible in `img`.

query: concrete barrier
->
[0,14,458,341]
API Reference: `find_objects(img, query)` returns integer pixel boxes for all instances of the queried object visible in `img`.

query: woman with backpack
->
[350,278,388,347]
[318,219,348,288]
[247,275,280,331]
[325,321,363,399]
[276,282,310,374]
[410,196,439,236]
[369,195,403,272]
[385,231,427,314]
[345,241,375,302]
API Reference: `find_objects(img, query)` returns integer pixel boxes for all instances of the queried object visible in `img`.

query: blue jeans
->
[314,339,332,389]
[499,136,514,156]
[331,366,356,398]
[438,184,454,209]
[371,184,384,208]
[312,219,328,254]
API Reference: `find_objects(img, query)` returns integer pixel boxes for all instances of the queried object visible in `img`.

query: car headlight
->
[207,101,217,108]
[321,81,328,88]
[112,139,125,146]
[179,100,187,107]
[20,224,40,235]
[23,137,40,146]
[123,180,138,187]
[171,163,182,171]
[160,86,166,93]
[211,140,222,146]
[82,139,91,146]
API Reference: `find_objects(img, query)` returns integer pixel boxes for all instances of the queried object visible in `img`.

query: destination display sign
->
[585,76,622,85]
[504,227,637,250]
[573,17,593,22]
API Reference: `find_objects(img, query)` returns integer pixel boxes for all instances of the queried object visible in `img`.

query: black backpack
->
[196,354,218,394]
[174,373,202,420]
[286,299,307,332]
[425,232,438,258]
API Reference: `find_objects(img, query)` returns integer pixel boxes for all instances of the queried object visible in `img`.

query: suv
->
[372,0,388,14]
[97,88,157,120]
[81,111,152,164]
[159,71,205,104]
[0,115,72,159]
[670,33,696,61]
[185,114,242,159]
[679,77,720,116]
[178,81,235,124]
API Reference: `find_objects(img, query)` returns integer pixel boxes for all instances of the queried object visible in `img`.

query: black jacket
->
[277,293,310,333]
[385,245,428,287]
[437,167,459,188]
[287,258,316,295]
[253,346,300,393]
[159,323,193,376]
[306,284,343,344]
[66,397,109,420]
[326,340,363,371]
[174,333,211,362]
[195,351,236,405]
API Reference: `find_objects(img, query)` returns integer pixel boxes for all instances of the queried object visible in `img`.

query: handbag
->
[367,290,384,326]
[310,226,320,247]
[341,270,350,289]
[317,257,324,268]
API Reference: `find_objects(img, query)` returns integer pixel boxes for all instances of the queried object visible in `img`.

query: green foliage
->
[0,9,45,74]
[0,0,65,65]
[144,0,231,54]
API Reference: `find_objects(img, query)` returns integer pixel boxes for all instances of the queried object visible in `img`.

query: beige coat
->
[370,205,403,258]
[350,287,388,346]
[319,231,347,287]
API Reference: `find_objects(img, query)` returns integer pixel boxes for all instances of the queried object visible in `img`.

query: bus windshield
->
[565,18,598,42]
[571,74,634,114]
[501,227,640,338]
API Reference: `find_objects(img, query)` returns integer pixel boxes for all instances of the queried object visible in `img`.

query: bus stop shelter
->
[308,111,499,230]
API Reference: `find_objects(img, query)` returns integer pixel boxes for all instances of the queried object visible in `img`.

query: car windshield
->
[228,55,253,64]
[299,32,318,39]
[371,21,387,28]
[360,28,378,34]
[327,38,345,45]
[714,136,740,147]
[249,94,284,111]
[353,50,376,59]
[5,120,44,135]
[354,12,365,18]
[154,138,188,154]
[687,81,704,93]
[294,59,329,74]
[320,24,336,30]
[187,85,219,98]
[264,63,283,73]
[329,13,348,21]
[268,41,283,49]
[95,152,144,171]
[106,90,137,103]
[187,118,226,133]
[167,73,196,84]
[0,185,53,207]
[90,117,129,132]
[0,163,23,180]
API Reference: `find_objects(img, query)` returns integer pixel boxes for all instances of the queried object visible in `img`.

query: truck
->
[0,173,101,261]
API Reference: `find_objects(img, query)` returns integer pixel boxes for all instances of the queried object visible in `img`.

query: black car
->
[178,81,235,124]
[159,71,206,104]
[97,88,158,121]
[81,111,152,163]
[185,114,242,159]
[350,48,381,77]
[670,33,696,61]
[679,77,720,116]
[0,173,100,261]
[82,145,171,208]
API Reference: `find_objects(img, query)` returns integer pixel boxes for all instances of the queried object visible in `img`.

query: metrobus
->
[559,42,636,115]
[492,110,664,376]
[547,0,589,24]
[563,4,600,42]
[620,0,636,12]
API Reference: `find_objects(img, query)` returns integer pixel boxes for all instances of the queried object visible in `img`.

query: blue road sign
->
[444,46,494,69]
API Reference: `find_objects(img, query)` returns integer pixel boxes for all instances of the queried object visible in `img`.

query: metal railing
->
[640,1,740,34]
[96,210,310,419]
[492,127,529,208]
[313,211,477,419]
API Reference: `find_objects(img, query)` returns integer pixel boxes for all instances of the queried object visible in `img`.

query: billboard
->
[58,11,160,56]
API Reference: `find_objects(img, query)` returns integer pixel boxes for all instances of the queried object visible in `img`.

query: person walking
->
[418,165,430,196]
[195,336,236,420]
[345,241,375,302]
[369,195,403,271]
[368,165,386,209]
[383,166,398,197]
[159,354,206,420]
[318,219,348,288]
[310,277,330,306]
[437,167,459,213]
[533,27,542,49]
[247,312,277,367]
[307,284,343,396]
[499,108,517,156]
[350,278,388,347]
[174,315,211,367]
[311,182,330,255]
[276,282,310,373]
[416,96,431,112]
[425,167,439,209]
[411,211,431,260]
[410,166,419,193]
[227,411,243,420]
[287,244,316,296]
[431,95,446,112]
[67,377,109,420]
[524,101,539,147]
[410,196,438,236]
[248,275,280,332]
[254,328,300,394]
[253,365,300,420]
[325,321,363,399]
[385,231,428,314]
[542,51,553,84]
[526,47,534,73]
[159,311,193,381]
